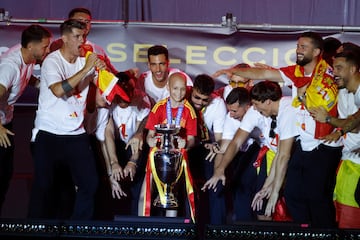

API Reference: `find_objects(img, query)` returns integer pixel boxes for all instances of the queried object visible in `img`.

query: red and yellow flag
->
[83,44,130,104]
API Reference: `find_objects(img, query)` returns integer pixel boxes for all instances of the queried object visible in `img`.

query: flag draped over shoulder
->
[281,59,338,139]
[83,45,130,104]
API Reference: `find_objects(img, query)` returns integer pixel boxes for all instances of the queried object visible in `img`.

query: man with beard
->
[186,74,227,225]
[0,24,51,214]
[205,87,262,223]
[310,51,360,228]
[213,31,342,228]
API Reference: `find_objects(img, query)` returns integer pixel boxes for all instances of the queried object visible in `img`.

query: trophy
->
[152,124,183,209]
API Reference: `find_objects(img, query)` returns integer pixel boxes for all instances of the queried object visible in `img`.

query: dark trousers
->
[231,142,260,222]
[115,139,147,216]
[188,144,226,225]
[28,130,98,220]
[284,141,342,228]
[0,122,14,214]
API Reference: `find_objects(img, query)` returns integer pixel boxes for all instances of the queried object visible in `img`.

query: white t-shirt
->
[137,68,193,104]
[222,112,261,152]
[0,44,34,124]
[240,97,298,153]
[95,92,151,143]
[354,84,360,108]
[222,113,241,140]
[202,95,227,141]
[223,85,233,100]
[338,89,360,163]
[279,70,342,150]
[32,50,95,138]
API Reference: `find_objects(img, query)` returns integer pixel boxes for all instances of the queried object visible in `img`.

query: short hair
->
[225,87,251,106]
[193,74,215,96]
[60,19,86,35]
[334,51,360,71]
[323,37,341,66]
[341,42,360,55]
[299,31,324,52]
[233,63,250,69]
[250,81,282,102]
[21,24,52,48]
[68,7,92,19]
[114,71,135,102]
[148,45,169,60]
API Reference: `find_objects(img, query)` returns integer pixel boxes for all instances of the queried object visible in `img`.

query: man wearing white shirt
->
[28,19,106,220]
[135,45,193,106]
[310,51,360,228]
[211,87,262,222]
[212,32,342,228]
[95,72,151,216]
[187,74,227,225]
[0,24,51,214]
[203,81,298,222]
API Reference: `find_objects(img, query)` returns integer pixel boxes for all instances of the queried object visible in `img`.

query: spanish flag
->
[281,59,338,139]
[82,44,130,104]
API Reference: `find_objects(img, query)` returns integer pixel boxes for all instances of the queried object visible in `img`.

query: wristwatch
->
[325,116,331,123]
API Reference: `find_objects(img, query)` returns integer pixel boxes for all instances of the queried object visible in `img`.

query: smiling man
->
[211,31,342,228]
[135,45,193,106]
[203,81,297,222]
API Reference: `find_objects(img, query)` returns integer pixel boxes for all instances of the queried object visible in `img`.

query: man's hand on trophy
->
[109,175,127,199]
[201,168,226,192]
[148,135,162,148]
[111,162,124,181]
[175,137,186,149]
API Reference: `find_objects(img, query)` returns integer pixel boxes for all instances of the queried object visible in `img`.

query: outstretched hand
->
[123,161,137,181]
[204,142,222,162]
[126,134,143,155]
[109,175,127,199]
[111,162,124,181]
[201,168,226,192]
[0,125,14,148]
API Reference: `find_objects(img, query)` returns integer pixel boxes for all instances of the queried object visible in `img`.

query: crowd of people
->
[1,7,360,231]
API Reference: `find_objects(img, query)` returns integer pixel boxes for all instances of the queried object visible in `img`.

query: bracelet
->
[110,161,119,166]
[61,79,73,93]
[297,93,306,103]
[128,160,137,167]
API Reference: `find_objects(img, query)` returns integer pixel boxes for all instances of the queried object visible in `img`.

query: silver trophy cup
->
[153,124,183,209]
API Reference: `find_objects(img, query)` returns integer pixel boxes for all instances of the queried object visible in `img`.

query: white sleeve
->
[211,98,227,134]
[240,106,262,133]
[95,107,110,141]
[222,113,241,140]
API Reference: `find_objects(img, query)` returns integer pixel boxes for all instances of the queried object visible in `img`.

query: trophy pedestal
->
[153,193,178,209]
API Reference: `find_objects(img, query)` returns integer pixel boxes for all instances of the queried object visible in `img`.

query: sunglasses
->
[229,80,245,88]
[192,94,210,103]
[269,116,277,138]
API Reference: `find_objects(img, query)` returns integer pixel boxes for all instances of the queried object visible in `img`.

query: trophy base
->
[153,194,178,209]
